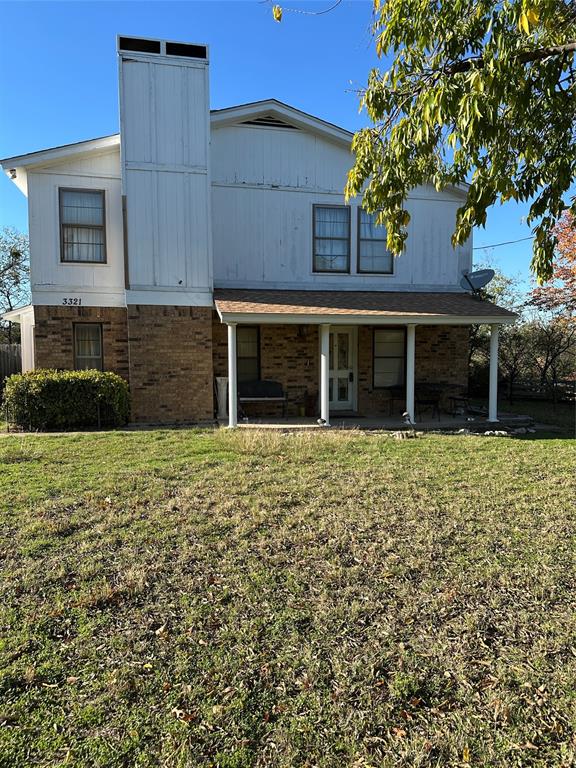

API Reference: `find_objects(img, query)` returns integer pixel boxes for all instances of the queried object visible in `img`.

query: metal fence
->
[0,344,22,387]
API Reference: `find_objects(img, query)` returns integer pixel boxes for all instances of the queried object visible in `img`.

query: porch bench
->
[238,380,287,417]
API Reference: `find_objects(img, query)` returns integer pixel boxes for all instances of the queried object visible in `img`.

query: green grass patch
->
[0,428,575,767]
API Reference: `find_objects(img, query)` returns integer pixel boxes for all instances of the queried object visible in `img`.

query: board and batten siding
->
[210,124,471,291]
[20,116,472,309]
[26,149,126,307]
[119,53,213,306]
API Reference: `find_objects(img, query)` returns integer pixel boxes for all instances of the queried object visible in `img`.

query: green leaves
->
[347,0,576,281]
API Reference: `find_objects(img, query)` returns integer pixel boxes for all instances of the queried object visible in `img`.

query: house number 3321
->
[62,297,82,306]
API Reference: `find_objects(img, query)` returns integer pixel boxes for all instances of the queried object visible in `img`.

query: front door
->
[329,327,357,411]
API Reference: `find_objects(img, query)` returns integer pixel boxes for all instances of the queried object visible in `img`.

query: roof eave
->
[2,304,33,322]
[0,134,120,171]
[215,309,517,326]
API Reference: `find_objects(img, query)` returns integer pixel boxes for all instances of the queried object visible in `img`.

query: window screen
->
[313,206,350,273]
[237,327,259,382]
[373,329,405,387]
[60,189,106,263]
[74,324,103,370]
[358,209,393,274]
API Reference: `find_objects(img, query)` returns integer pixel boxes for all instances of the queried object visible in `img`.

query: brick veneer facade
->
[31,306,468,423]
[358,325,469,416]
[213,317,469,418]
[32,304,214,425]
[33,306,130,380]
[212,314,319,416]
[127,305,214,423]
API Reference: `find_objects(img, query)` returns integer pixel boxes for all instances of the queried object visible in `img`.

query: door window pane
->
[337,333,349,369]
[338,377,349,401]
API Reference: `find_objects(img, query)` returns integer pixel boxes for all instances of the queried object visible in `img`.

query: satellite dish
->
[460,268,495,293]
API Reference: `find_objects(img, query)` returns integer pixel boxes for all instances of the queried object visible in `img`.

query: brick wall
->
[33,306,129,380]
[128,305,214,424]
[214,318,469,419]
[359,325,470,416]
[212,317,319,417]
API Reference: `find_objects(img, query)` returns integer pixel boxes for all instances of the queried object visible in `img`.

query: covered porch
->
[213,289,517,428]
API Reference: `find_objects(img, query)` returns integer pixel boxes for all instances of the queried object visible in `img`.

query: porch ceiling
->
[214,289,517,326]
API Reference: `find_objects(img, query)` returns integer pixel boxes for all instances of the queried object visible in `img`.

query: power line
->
[473,235,533,250]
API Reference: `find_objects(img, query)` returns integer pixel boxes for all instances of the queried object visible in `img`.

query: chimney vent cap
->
[117,35,208,61]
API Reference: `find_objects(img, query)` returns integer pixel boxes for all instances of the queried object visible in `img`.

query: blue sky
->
[0,0,550,289]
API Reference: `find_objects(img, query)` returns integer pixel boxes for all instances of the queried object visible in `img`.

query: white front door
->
[329,327,357,411]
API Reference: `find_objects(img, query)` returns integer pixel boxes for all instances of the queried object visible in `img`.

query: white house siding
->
[26,148,125,307]
[119,54,213,306]
[19,308,35,371]
[211,124,471,291]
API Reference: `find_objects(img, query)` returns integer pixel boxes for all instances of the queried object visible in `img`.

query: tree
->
[527,316,576,400]
[529,211,576,313]
[0,227,30,344]
[342,0,576,283]
[468,264,524,367]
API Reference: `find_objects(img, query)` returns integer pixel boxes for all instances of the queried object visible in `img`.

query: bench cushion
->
[238,379,285,399]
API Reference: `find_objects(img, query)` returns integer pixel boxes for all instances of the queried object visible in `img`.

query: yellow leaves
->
[272,4,282,22]
[463,744,471,763]
[519,6,539,34]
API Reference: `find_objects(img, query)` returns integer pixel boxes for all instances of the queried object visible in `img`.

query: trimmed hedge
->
[3,369,130,430]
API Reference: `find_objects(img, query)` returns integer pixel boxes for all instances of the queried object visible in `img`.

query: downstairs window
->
[373,329,405,387]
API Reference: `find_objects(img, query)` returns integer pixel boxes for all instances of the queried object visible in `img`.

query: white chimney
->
[117,36,212,305]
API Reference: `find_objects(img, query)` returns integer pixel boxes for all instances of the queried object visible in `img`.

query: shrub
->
[3,369,130,430]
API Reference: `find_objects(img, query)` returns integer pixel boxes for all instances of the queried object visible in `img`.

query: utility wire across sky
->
[473,235,533,250]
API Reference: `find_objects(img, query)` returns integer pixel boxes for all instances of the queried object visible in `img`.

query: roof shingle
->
[214,289,517,320]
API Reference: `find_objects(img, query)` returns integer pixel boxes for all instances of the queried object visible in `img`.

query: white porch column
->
[488,323,500,422]
[320,323,330,425]
[406,324,416,424]
[227,323,238,428]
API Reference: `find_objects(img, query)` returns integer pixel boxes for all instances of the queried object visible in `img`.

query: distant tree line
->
[470,213,575,405]
[0,227,29,345]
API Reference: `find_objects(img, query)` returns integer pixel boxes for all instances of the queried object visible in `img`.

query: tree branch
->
[447,41,576,75]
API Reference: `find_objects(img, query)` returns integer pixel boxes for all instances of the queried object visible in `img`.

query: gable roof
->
[210,99,353,147]
[0,99,352,173]
[0,99,467,198]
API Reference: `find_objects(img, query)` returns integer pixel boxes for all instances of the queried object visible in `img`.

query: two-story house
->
[1,36,515,426]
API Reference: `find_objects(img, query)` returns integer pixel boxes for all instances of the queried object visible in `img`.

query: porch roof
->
[214,289,517,326]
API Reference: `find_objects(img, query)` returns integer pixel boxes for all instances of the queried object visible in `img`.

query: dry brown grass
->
[0,427,574,767]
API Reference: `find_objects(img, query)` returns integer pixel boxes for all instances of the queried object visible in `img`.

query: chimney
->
[117,36,212,304]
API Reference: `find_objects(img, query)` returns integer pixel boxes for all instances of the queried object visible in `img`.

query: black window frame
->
[237,326,260,383]
[312,204,351,274]
[59,188,107,264]
[73,323,104,371]
[357,208,393,275]
[372,327,406,389]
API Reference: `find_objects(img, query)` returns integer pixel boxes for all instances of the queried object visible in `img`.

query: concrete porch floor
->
[222,412,534,431]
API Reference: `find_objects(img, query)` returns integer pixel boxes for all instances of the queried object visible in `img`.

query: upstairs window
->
[313,205,350,273]
[373,329,405,388]
[74,324,103,370]
[358,209,393,274]
[237,326,260,382]
[60,189,106,263]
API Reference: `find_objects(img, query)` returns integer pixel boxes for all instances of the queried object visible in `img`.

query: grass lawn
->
[0,428,575,767]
